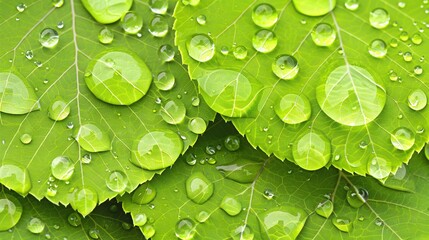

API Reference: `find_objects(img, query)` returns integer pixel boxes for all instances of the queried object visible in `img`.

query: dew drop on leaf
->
[368,39,387,58]
[52,0,64,8]
[16,3,26,12]
[216,159,261,183]
[132,184,157,204]
[275,94,311,124]
[106,171,128,193]
[224,135,240,151]
[220,195,242,216]
[292,130,331,171]
[160,99,186,124]
[19,133,32,145]
[399,31,409,41]
[185,172,214,204]
[121,11,143,34]
[82,0,131,23]
[411,33,423,45]
[158,44,175,62]
[39,28,59,48]
[46,187,57,197]
[292,0,336,16]
[220,46,229,55]
[71,188,98,216]
[133,213,147,226]
[0,194,22,231]
[332,217,352,232]
[315,200,333,218]
[367,157,392,179]
[252,29,277,53]
[142,224,155,239]
[51,156,74,181]
[149,15,169,37]
[188,117,207,134]
[263,189,275,200]
[403,52,413,62]
[346,188,368,208]
[48,98,70,121]
[369,8,390,29]
[88,229,100,239]
[311,23,336,47]
[391,127,415,151]
[408,89,427,111]
[75,124,111,153]
[186,34,215,62]
[272,54,299,80]
[24,50,33,60]
[0,164,32,195]
[233,46,248,60]
[191,96,200,106]
[27,217,45,234]
[57,21,64,29]
[259,206,307,239]
[196,14,206,25]
[195,211,210,223]
[155,71,175,90]
[230,225,254,240]
[414,65,423,75]
[149,0,168,14]
[98,28,114,44]
[252,3,278,28]
[345,0,359,11]
[175,218,196,240]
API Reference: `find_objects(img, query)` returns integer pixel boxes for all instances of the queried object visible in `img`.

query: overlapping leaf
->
[174,0,429,177]
[0,0,215,215]
[120,119,429,239]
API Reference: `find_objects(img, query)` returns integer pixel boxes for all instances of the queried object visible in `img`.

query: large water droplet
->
[259,206,307,239]
[315,200,333,218]
[67,212,82,227]
[81,0,132,24]
[391,127,415,151]
[158,44,175,62]
[252,29,277,53]
[275,94,311,124]
[106,171,128,193]
[216,159,262,183]
[71,188,98,216]
[292,130,331,171]
[188,117,207,134]
[160,99,186,125]
[98,28,114,44]
[0,72,40,114]
[292,0,336,16]
[332,217,352,232]
[368,39,387,58]
[185,172,213,204]
[367,157,392,179]
[149,15,169,37]
[84,49,152,105]
[230,225,254,240]
[48,99,70,121]
[131,130,183,170]
[346,188,368,208]
[186,34,215,62]
[175,218,196,240]
[155,71,175,90]
[39,28,59,48]
[272,55,299,80]
[27,217,45,234]
[311,23,336,47]
[316,65,386,126]
[0,194,23,231]
[75,124,111,153]
[51,156,74,181]
[220,196,242,216]
[0,165,32,195]
[252,3,278,28]
[369,8,390,29]
[408,89,427,111]
[149,0,168,14]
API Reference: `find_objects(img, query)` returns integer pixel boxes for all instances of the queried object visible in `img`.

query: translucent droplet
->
[220,196,242,216]
[51,156,74,181]
[57,21,64,29]
[275,94,311,124]
[292,130,331,170]
[175,218,196,239]
[398,1,406,8]
[155,71,175,91]
[263,189,275,200]
[332,217,352,232]
[27,217,45,234]
[98,28,114,44]
[188,117,207,134]
[132,184,157,204]
[230,225,254,240]
[149,0,168,14]
[252,3,278,28]
[375,218,384,226]
[368,39,387,58]
[391,127,415,151]
[48,99,70,121]
[399,31,409,41]
[88,229,100,239]
[408,89,427,111]
[390,38,398,47]
[133,213,147,226]
[346,188,368,208]
[25,50,34,60]
[195,211,210,223]
[216,159,262,183]
[403,52,413,62]
[259,206,307,239]
[106,171,128,193]
[16,3,27,12]
[224,135,240,151]
[369,8,390,29]
[220,46,229,55]
[272,54,299,80]
[311,23,336,47]
[75,124,111,153]
[252,29,277,53]
[142,225,155,239]
[39,28,59,48]
[414,65,423,75]
[20,133,32,145]
[52,0,64,8]
[345,0,359,11]
[71,188,98,216]
[46,186,57,197]
[0,194,23,231]
[191,97,200,106]
[0,165,32,195]
[292,0,336,16]
[185,172,214,204]
[411,33,423,45]
[315,200,333,218]
[196,15,206,25]
[233,46,247,60]
[158,44,175,62]
[149,15,169,37]
[367,157,392,179]
[160,99,186,125]
[186,34,215,62]
[121,12,143,34]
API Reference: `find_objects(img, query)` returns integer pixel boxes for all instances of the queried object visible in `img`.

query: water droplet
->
[71,188,98,216]
[131,130,183,170]
[391,127,415,150]
[272,54,299,80]
[75,124,111,152]
[133,213,147,226]
[155,71,175,91]
[196,14,206,25]
[20,133,32,145]
[368,39,387,58]
[98,28,114,44]
[142,225,155,239]
[185,172,214,204]
[132,184,157,204]
[259,206,307,239]
[106,171,128,193]
[52,0,64,8]
[315,200,333,218]
[216,159,262,183]
[48,99,70,121]
[85,50,152,105]
[233,46,248,60]
[67,212,82,227]
[346,188,368,208]
[0,165,32,195]
[292,130,331,171]
[369,8,390,29]
[390,38,398,48]
[230,225,254,240]
[149,0,168,14]
[263,189,275,200]
[186,34,215,62]
[25,50,34,60]
[368,157,392,179]
[121,12,143,34]
[0,194,22,231]
[57,21,64,29]
[411,33,423,45]
[175,218,196,239]
[317,65,386,126]
[275,94,311,124]
[27,217,45,234]
[252,29,277,53]
[88,229,100,239]
[398,1,406,8]
[46,186,57,197]
[220,46,229,55]
[345,0,359,11]
[311,23,336,47]
[160,99,186,124]
[399,31,409,42]
[195,211,210,223]
[185,153,197,166]
[188,117,207,134]
[0,72,40,114]
[414,65,423,75]
[375,218,384,226]
[408,89,427,111]
[332,217,352,232]
[252,3,278,28]
[51,156,74,181]
[224,135,240,151]
[220,196,242,216]
[205,145,216,155]
[39,28,59,48]
[403,52,413,62]
[389,71,398,81]
[16,3,27,12]
[149,15,169,37]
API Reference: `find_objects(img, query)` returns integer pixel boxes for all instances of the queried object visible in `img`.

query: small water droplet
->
[52,0,64,8]
[414,65,423,75]
[315,200,333,218]
[142,225,155,239]
[25,50,34,60]
[16,3,27,12]
[400,31,409,41]
[233,45,248,59]
[98,28,114,44]
[158,44,175,62]
[133,213,147,226]
[67,212,82,227]
[20,133,32,145]
[368,39,387,58]
[155,71,175,90]
[188,117,207,134]
[175,218,196,239]
[403,52,413,62]
[149,0,168,14]
[275,94,311,124]
[51,156,74,181]
[39,28,59,48]
[186,34,215,62]
[75,124,111,153]
[252,29,277,53]
[160,99,186,124]
[27,217,45,234]
[311,23,336,47]
[88,229,100,239]
[220,46,229,55]
[196,14,206,25]
[220,195,242,216]
[224,135,240,151]
[263,189,275,200]
[48,99,70,121]
[195,211,209,223]
[345,0,359,11]
[369,8,390,29]
[375,218,384,226]
[272,54,299,80]
[132,184,157,204]
[332,217,352,232]
[185,172,213,204]
[149,15,169,37]
[191,96,200,106]
[106,171,128,193]
[252,3,278,28]
[368,157,392,179]
[391,127,415,150]
[0,194,22,231]
[121,12,143,34]
[57,21,64,29]
[411,33,423,45]
[346,188,369,208]
[408,89,427,111]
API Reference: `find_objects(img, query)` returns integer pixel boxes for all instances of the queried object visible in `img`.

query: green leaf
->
[0,185,144,239]
[0,0,215,215]
[120,120,429,239]
[174,0,429,177]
